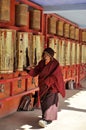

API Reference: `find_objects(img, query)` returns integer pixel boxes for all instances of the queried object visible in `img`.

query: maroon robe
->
[29,58,65,98]
[29,58,65,120]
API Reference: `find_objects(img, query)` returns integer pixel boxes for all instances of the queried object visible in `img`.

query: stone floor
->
[0,78,86,130]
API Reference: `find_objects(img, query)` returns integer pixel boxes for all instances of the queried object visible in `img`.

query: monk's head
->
[42,47,54,64]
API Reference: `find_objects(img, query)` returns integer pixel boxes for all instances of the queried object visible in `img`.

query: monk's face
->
[43,52,51,64]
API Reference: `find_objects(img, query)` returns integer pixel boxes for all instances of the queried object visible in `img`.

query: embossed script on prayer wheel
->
[71,42,76,65]
[15,4,28,26]
[29,9,41,30]
[48,38,58,59]
[28,33,33,66]
[32,35,44,65]
[0,0,10,21]
[65,41,71,65]
[48,17,57,34]
[76,44,80,64]
[58,40,66,66]
[81,45,86,64]
[0,29,16,73]
[16,32,29,71]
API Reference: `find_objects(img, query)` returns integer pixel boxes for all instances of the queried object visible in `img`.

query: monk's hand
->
[24,66,34,73]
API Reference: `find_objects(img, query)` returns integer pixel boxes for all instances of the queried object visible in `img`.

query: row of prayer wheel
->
[48,16,79,40]
[48,38,86,66]
[15,4,41,30]
[0,0,86,42]
[1,29,85,73]
[0,29,44,73]
[0,1,41,30]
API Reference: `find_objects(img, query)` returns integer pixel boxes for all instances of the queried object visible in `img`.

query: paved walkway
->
[0,78,86,130]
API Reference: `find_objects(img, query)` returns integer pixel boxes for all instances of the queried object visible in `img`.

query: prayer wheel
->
[82,31,86,42]
[61,40,66,66]
[81,45,86,63]
[58,40,66,66]
[75,43,77,64]
[0,29,16,73]
[57,20,64,36]
[32,35,44,65]
[76,43,80,64]
[85,45,86,63]
[16,32,28,71]
[65,41,71,65]
[55,38,59,61]
[15,4,28,26]
[64,23,70,38]
[69,25,75,39]
[0,0,10,21]
[48,17,57,34]
[49,38,60,61]
[28,33,33,66]
[71,42,76,65]
[29,9,41,30]
[83,45,86,63]
[75,28,79,41]
[49,38,56,59]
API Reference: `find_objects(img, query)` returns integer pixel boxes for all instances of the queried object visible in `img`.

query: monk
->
[27,47,65,128]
